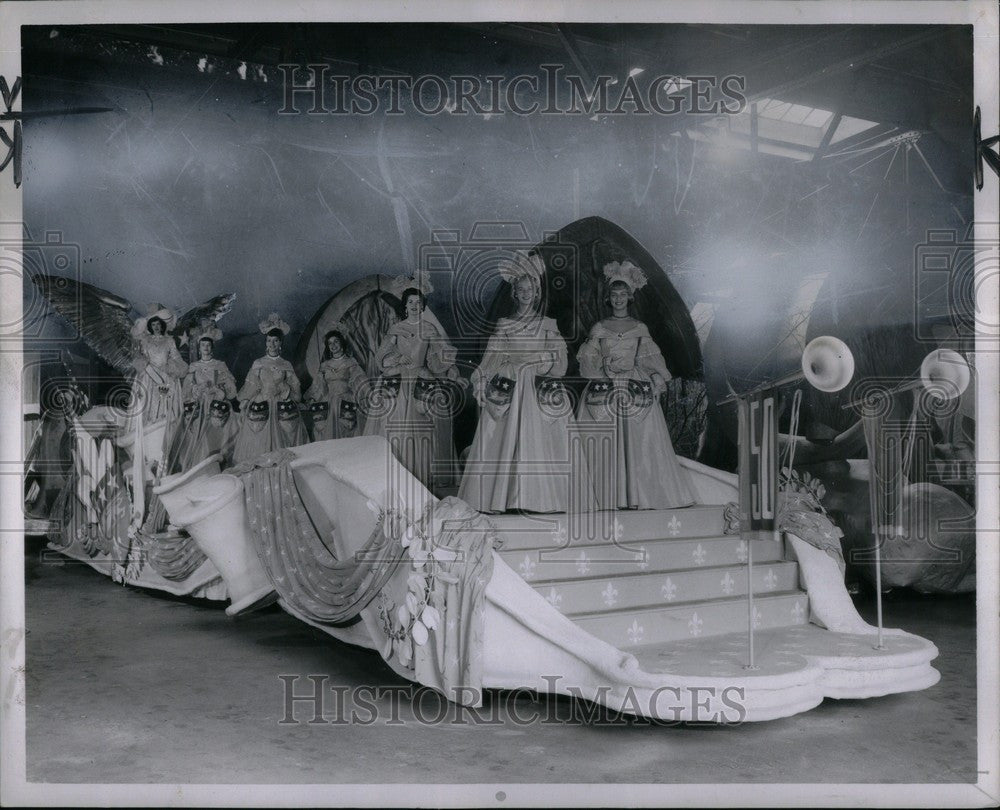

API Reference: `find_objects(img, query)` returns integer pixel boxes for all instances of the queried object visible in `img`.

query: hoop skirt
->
[577,319,696,510]
[362,319,460,491]
[231,355,308,465]
[458,314,595,513]
[305,354,367,441]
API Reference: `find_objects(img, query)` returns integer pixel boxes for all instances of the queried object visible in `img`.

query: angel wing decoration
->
[32,275,139,375]
[173,293,236,343]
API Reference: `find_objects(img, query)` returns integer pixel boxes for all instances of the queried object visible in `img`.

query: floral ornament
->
[779,467,828,513]
[258,312,291,335]
[722,502,743,535]
[374,504,452,670]
[497,251,545,284]
[602,260,648,293]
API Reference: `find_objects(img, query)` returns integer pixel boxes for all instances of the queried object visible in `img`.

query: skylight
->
[691,97,878,161]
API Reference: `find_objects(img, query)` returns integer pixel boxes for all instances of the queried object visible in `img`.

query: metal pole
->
[864,410,887,651]
[745,533,758,669]
[873,525,885,649]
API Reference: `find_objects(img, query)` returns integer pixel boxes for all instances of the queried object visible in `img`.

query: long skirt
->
[231,399,308,466]
[577,378,696,510]
[363,375,436,489]
[458,371,595,513]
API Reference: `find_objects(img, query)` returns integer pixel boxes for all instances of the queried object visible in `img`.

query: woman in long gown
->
[144,335,238,533]
[169,336,238,470]
[577,261,696,510]
[362,287,463,490]
[231,313,308,465]
[130,307,187,425]
[458,256,595,513]
[305,328,367,441]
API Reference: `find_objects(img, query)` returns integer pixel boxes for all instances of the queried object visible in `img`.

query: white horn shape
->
[919,349,971,400]
[802,335,856,393]
[155,471,276,616]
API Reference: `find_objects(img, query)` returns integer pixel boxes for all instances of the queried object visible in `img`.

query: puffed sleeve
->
[132,335,150,373]
[238,360,263,402]
[577,324,605,379]
[305,361,330,402]
[424,322,459,378]
[166,340,188,380]
[219,361,238,399]
[471,331,505,397]
[181,365,198,401]
[284,361,302,401]
[635,325,671,383]
[540,319,568,377]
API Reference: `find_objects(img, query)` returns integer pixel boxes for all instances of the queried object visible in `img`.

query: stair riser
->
[502,537,783,581]
[487,507,729,551]
[574,593,810,647]
[534,562,799,614]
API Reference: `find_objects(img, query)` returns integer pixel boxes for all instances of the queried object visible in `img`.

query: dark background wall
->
[20,23,973,388]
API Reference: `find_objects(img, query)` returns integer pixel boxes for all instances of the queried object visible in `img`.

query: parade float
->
[27,217,960,722]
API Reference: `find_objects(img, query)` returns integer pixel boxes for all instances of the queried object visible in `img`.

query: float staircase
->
[490,505,810,650]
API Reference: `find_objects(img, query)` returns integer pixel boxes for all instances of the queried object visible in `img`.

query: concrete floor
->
[23,537,977,785]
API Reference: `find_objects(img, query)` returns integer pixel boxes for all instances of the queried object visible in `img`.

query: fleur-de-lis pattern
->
[601,582,619,607]
[512,504,818,650]
[550,521,567,548]
[612,518,624,543]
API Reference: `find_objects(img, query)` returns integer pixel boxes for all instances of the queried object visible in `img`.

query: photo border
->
[1,1,997,807]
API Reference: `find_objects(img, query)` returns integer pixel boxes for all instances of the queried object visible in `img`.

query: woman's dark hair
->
[146,316,167,334]
[265,328,284,340]
[197,336,215,354]
[322,329,347,361]
[398,287,426,319]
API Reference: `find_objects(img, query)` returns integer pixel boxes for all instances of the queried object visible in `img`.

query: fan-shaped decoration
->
[294,275,404,386]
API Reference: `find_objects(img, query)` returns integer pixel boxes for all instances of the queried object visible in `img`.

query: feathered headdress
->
[497,251,545,283]
[387,273,434,298]
[259,312,291,335]
[603,260,648,293]
[131,304,177,337]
